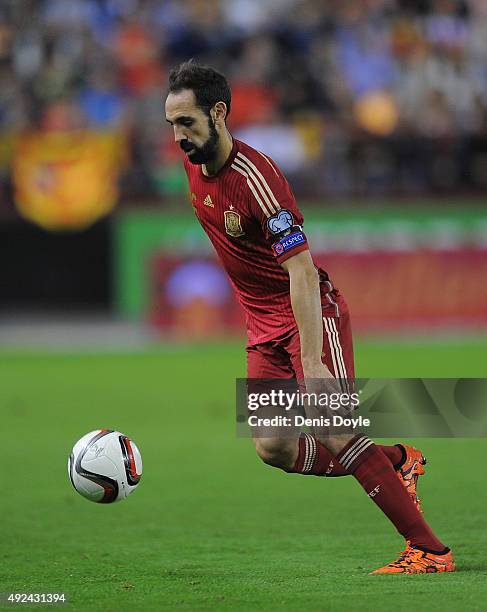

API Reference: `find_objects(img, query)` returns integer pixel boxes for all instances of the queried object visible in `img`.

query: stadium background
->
[1,1,486,610]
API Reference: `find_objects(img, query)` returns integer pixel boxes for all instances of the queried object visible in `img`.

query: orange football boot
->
[371,542,455,574]
[396,444,426,512]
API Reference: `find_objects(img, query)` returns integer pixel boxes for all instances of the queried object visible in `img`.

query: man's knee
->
[254,437,297,470]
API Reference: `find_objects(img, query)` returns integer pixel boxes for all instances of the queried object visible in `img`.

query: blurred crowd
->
[1,0,487,204]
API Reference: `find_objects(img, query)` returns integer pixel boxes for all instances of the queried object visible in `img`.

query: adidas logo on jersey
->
[204,194,214,207]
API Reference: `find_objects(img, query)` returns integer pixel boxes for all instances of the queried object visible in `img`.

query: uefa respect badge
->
[272,230,306,257]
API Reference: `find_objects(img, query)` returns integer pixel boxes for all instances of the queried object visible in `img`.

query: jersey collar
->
[199,138,238,182]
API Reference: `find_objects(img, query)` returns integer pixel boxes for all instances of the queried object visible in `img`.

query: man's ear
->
[213,101,227,123]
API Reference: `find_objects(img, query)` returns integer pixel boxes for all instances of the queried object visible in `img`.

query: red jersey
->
[183,138,339,345]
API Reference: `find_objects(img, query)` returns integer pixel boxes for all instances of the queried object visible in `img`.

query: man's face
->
[165,89,219,165]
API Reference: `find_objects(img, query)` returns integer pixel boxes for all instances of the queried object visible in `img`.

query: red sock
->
[289,434,341,475]
[336,435,446,552]
[290,435,405,477]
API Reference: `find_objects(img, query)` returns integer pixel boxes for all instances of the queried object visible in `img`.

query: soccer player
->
[164,61,455,574]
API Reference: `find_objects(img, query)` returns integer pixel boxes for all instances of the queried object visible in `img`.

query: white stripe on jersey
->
[330,318,349,391]
[231,162,273,218]
[323,317,340,379]
[232,157,277,216]
[236,152,282,213]
[256,150,280,178]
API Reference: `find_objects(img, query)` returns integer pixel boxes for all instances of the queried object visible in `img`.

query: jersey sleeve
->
[241,151,309,264]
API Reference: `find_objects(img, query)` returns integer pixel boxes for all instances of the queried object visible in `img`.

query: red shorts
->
[246,293,355,381]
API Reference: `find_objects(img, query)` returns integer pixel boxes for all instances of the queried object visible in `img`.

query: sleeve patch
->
[272,230,306,256]
[267,209,294,235]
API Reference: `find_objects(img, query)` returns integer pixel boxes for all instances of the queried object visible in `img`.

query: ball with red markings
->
[68,429,143,503]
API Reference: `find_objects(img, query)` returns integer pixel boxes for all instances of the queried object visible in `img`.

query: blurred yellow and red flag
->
[13,131,126,231]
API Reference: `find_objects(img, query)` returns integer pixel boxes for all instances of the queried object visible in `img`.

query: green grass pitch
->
[2,338,487,611]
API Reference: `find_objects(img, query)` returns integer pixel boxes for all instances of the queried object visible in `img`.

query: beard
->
[181,117,219,165]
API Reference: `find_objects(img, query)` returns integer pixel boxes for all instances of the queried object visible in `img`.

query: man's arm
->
[281,250,334,380]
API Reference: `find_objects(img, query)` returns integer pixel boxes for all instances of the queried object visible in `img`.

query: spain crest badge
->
[224,210,245,237]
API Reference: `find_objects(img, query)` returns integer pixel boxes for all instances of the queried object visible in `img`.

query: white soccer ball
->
[68,429,143,503]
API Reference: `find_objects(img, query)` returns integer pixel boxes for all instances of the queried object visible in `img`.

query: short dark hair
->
[168,61,231,119]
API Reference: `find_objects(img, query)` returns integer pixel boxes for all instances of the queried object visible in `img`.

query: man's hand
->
[302,360,342,398]
[302,360,334,380]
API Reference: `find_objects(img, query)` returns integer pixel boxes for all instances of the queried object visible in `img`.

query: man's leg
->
[246,306,452,569]
[288,433,406,477]
[328,433,447,551]
[252,431,447,554]
[247,323,415,479]
[247,328,416,481]
[253,437,297,470]
[285,304,414,479]
[283,301,448,556]
[252,432,453,572]
[247,341,300,468]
